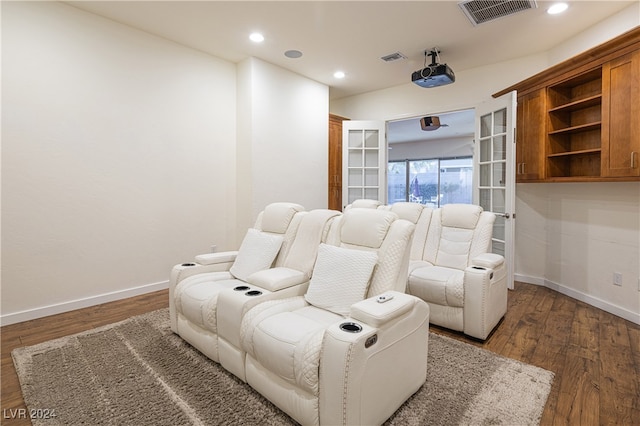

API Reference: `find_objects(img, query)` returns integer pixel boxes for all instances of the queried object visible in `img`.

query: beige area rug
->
[13,309,554,426]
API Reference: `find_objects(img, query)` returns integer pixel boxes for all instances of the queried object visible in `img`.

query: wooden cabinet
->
[328,114,348,210]
[601,50,640,177]
[496,27,640,182]
[546,67,603,179]
[516,88,545,181]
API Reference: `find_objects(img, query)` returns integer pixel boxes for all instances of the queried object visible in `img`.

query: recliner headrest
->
[441,204,483,229]
[340,209,398,249]
[384,202,424,224]
[261,202,305,234]
[348,199,383,209]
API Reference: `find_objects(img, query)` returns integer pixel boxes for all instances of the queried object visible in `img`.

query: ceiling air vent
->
[381,52,408,62]
[458,0,537,26]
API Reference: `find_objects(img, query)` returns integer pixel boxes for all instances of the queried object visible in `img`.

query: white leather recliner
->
[216,208,341,380]
[344,198,383,210]
[407,203,507,340]
[239,208,430,426]
[169,202,306,361]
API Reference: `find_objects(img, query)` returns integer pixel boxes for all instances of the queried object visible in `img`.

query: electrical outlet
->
[613,272,622,286]
[211,245,217,253]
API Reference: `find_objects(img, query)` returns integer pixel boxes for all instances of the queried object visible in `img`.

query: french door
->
[474,91,516,289]
[341,121,386,209]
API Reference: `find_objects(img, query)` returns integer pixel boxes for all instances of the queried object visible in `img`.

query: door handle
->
[632,151,638,168]
[496,212,511,219]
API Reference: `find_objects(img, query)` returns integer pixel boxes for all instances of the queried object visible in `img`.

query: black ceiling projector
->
[412,49,455,88]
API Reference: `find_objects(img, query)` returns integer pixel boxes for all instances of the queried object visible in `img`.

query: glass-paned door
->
[342,121,386,208]
[474,92,516,289]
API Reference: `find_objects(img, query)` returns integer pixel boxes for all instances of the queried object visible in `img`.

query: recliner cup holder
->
[181,263,196,267]
[234,285,250,291]
[339,322,362,333]
[245,290,262,296]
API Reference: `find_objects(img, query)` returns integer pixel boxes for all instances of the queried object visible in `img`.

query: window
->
[387,157,473,207]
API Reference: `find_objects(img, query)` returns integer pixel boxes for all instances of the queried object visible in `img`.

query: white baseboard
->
[0,280,169,326]
[515,274,640,325]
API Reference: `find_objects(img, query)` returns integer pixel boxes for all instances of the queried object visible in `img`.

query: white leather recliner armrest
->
[320,293,430,426]
[246,267,309,291]
[349,291,414,327]
[471,252,504,270]
[463,258,507,340]
[194,251,238,266]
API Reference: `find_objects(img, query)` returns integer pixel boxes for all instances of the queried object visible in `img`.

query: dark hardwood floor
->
[1,283,639,425]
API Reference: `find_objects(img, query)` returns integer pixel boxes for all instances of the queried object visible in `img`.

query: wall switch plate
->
[211,245,217,253]
[613,272,622,286]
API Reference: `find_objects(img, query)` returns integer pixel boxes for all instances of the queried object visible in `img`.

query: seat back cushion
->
[258,202,305,234]
[469,211,496,259]
[283,209,342,278]
[304,244,378,316]
[380,202,424,224]
[340,209,398,249]
[345,199,382,210]
[441,203,482,229]
[427,204,485,270]
[229,228,283,281]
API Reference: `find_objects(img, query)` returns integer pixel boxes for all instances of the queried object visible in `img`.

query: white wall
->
[1,2,330,324]
[236,57,329,236]
[331,8,640,323]
[1,1,237,323]
[516,183,640,321]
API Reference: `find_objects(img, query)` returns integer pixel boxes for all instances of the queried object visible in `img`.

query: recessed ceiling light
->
[249,32,264,43]
[284,50,303,59]
[334,71,346,79]
[547,2,568,15]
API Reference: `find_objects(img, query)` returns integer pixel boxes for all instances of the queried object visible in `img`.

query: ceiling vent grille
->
[458,0,537,26]
[381,52,408,62]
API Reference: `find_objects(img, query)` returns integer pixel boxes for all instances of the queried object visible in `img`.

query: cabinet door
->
[602,50,640,177]
[328,114,347,210]
[516,89,545,181]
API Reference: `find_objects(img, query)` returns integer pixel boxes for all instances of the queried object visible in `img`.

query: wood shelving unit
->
[545,68,602,178]
[494,26,640,182]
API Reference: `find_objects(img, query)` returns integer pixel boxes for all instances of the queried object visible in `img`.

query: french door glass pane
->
[493,162,506,187]
[348,169,362,186]
[364,130,379,147]
[493,135,506,160]
[480,139,491,162]
[364,150,378,167]
[365,169,378,186]
[480,164,490,186]
[348,130,362,148]
[348,150,362,167]
[480,114,491,137]
[348,188,362,203]
[492,240,505,257]
[492,188,505,212]
[493,215,505,240]
[364,188,378,199]
[493,108,507,134]
[479,188,491,211]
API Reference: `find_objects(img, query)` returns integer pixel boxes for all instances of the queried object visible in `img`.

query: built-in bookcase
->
[546,68,602,178]
[496,26,640,182]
